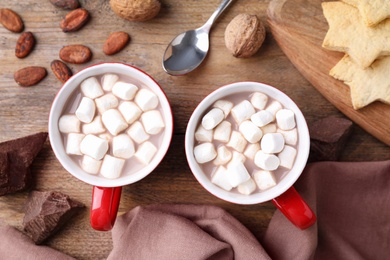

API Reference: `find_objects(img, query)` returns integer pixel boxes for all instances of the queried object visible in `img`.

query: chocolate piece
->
[0,152,9,187]
[0,132,48,195]
[309,116,353,162]
[23,190,85,244]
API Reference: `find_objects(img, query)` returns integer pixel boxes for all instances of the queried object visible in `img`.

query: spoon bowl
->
[162,28,209,75]
[162,0,234,75]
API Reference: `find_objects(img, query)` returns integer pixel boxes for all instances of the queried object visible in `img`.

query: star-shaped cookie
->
[330,55,390,109]
[342,0,390,26]
[322,1,390,68]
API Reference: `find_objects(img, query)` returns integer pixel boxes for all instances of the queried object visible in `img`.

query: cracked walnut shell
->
[225,14,266,58]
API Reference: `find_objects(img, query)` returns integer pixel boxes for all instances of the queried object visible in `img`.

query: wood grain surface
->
[0,0,389,259]
[267,0,390,146]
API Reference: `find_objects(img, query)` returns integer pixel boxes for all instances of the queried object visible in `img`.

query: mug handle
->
[272,186,316,229]
[90,186,122,231]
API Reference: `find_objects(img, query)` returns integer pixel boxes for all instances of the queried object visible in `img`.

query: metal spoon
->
[162,0,234,76]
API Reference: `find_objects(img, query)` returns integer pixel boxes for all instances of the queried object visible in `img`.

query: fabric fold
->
[0,225,75,260]
[108,204,270,260]
[1,160,390,259]
[263,160,390,260]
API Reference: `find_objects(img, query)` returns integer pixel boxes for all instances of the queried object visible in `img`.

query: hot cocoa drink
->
[193,91,298,195]
[58,73,166,179]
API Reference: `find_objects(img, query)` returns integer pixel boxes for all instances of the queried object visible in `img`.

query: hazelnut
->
[225,14,266,58]
[110,0,161,22]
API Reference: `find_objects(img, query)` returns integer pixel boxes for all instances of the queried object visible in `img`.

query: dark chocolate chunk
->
[0,152,9,187]
[23,190,85,244]
[309,116,353,162]
[0,132,48,196]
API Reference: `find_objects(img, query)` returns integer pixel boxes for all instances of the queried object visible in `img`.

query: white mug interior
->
[185,82,310,204]
[48,63,173,188]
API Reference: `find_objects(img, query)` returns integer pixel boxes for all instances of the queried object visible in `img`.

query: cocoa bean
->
[0,8,24,33]
[49,0,80,10]
[14,67,47,87]
[51,60,73,83]
[59,45,92,64]
[15,32,36,58]
[60,8,89,32]
[103,31,130,55]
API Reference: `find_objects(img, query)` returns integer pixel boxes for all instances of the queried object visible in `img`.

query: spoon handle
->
[202,0,234,32]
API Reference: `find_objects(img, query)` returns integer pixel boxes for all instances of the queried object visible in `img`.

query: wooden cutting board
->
[267,0,390,146]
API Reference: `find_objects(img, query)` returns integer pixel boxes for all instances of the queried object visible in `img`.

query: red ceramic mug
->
[48,63,174,231]
[185,82,316,229]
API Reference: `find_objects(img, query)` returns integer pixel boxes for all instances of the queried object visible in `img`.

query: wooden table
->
[0,0,389,259]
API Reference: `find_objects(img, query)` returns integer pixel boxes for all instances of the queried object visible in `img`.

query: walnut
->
[224,14,266,58]
[110,0,161,22]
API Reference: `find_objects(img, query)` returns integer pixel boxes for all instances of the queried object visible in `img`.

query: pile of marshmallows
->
[59,74,165,179]
[194,92,298,195]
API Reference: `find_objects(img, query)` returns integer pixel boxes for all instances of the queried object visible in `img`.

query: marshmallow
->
[254,150,280,171]
[243,143,260,160]
[95,94,119,114]
[66,133,85,155]
[126,121,150,144]
[195,125,213,142]
[276,109,296,130]
[266,100,283,118]
[112,134,135,159]
[81,155,102,175]
[251,110,274,127]
[134,88,159,111]
[213,120,231,143]
[75,97,96,123]
[211,166,232,191]
[100,155,125,179]
[226,161,251,187]
[261,123,277,134]
[253,170,277,190]
[231,151,246,164]
[213,145,232,166]
[80,77,104,99]
[239,120,263,143]
[231,100,256,124]
[277,128,298,145]
[135,141,157,165]
[82,116,105,135]
[194,142,217,164]
[80,134,109,160]
[250,92,268,110]
[213,100,233,118]
[201,108,224,130]
[102,73,119,91]
[261,133,285,154]
[237,178,257,195]
[278,145,297,169]
[112,81,138,100]
[59,114,80,133]
[102,109,128,136]
[99,133,112,141]
[118,101,142,124]
[226,131,247,153]
[141,110,165,135]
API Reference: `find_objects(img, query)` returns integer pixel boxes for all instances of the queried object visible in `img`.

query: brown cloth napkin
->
[1,160,390,259]
[262,160,390,260]
[0,225,75,260]
[107,204,269,260]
